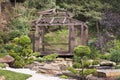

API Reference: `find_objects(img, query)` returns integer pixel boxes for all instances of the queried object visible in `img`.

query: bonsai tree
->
[6,35,38,67]
[68,45,96,80]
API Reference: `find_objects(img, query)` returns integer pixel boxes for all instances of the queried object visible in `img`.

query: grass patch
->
[0,70,31,80]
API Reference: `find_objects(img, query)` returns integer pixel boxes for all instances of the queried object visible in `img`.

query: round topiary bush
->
[8,35,36,68]
[74,45,91,57]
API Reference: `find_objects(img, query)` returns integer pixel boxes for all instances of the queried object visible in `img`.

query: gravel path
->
[5,67,68,80]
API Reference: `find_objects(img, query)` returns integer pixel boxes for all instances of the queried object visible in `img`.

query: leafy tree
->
[24,0,56,10]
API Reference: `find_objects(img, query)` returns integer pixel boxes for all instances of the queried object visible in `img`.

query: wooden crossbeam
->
[62,17,67,23]
[49,17,55,24]
[42,43,68,46]
[37,23,82,26]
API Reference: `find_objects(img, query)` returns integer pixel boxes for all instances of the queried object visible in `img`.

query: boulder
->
[94,70,120,78]
[100,60,116,67]
[62,71,78,78]
[0,55,14,64]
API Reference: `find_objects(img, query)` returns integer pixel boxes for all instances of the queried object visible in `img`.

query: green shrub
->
[0,63,7,68]
[99,53,111,60]
[60,75,68,79]
[83,61,91,68]
[88,46,100,59]
[13,60,25,68]
[7,35,36,67]
[73,62,82,68]
[115,65,120,69]
[110,49,120,63]
[18,35,31,45]
[80,69,96,76]
[0,48,7,53]
[74,46,91,57]
[43,53,58,62]
[92,60,100,65]
[67,67,79,74]
[36,53,58,62]
[35,57,45,62]
[70,46,96,79]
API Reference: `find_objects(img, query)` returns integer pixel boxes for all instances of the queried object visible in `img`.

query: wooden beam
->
[37,23,82,26]
[35,15,43,24]
[41,43,68,45]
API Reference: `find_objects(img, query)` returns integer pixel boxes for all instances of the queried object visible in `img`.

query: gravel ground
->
[5,67,68,80]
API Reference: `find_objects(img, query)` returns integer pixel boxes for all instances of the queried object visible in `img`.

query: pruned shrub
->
[68,45,96,79]
[7,35,37,67]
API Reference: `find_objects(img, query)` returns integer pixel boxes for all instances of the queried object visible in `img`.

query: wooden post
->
[69,25,74,53]
[41,26,45,51]
[80,24,84,45]
[35,26,41,52]
[32,31,35,52]
[82,24,88,45]
[15,0,16,7]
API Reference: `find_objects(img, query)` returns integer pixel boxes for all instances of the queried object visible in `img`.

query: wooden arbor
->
[32,9,88,56]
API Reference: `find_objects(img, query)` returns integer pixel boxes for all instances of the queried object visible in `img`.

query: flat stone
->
[40,63,60,70]
[56,58,65,62]
[100,60,116,67]
[65,58,73,61]
[94,69,120,78]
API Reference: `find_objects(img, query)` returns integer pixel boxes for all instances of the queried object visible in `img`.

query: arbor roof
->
[32,9,87,28]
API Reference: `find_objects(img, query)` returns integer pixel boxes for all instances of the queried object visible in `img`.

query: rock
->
[55,58,65,62]
[65,58,73,67]
[0,55,14,64]
[86,74,112,80]
[62,71,78,77]
[100,60,116,67]
[37,63,61,75]
[0,76,5,80]
[65,58,73,61]
[86,74,98,80]
[25,58,74,76]
[94,70,120,78]
[42,63,60,70]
